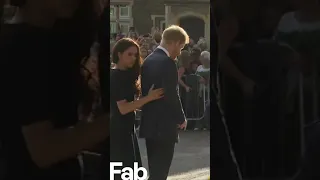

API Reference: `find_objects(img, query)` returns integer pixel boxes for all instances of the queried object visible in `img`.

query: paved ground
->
[138,131,210,180]
[83,131,210,180]
[83,131,293,180]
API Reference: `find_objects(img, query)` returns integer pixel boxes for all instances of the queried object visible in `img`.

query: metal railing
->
[181,74,210,121]
[134,74,210,129]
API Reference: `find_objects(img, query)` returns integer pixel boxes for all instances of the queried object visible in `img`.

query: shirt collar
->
[157,46,170,57]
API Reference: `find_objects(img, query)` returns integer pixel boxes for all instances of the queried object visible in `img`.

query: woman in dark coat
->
[109,38,164,180]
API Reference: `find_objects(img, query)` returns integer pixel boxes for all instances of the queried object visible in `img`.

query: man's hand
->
[178,120,187,130]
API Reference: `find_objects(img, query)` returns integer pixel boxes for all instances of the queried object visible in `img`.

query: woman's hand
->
[147,84,164,101]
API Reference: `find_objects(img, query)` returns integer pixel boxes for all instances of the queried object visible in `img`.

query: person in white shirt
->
[194,51,210,130]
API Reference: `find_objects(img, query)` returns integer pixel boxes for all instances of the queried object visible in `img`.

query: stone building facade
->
[132,0,210,48]
[110,0,134,34]
[111,0,210,47]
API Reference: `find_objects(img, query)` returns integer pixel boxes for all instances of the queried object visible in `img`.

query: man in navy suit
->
[140,25,188,180]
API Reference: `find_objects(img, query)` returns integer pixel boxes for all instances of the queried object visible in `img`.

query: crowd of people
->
[110,27,211,131]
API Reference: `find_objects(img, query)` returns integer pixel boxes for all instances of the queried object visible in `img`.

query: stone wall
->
[132,0,166,34]
[132,0,210,48]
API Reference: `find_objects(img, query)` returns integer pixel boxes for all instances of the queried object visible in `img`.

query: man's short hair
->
[162,25,189,45]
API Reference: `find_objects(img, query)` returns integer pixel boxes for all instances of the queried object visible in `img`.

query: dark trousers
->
[146,139,175,180]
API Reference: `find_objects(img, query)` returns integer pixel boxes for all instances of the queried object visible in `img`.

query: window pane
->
[110,8,115,16]
[161,22,166,31]
[110,23,117,33]
[120,7,129,17]
[120,24,129,33]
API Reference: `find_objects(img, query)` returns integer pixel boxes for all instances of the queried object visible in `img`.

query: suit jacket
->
[140,48,185,141]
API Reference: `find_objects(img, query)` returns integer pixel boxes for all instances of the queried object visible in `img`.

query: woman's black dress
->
[110,69,142,178]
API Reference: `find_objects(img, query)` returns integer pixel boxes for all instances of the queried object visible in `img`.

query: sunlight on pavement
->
[167,168,210,180]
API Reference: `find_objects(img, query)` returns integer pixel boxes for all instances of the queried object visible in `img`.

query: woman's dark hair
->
[179,50,190,68]
[191,47,201,57]
[112,38,142,96]
[153,32,162,43]
[190,47,201,66]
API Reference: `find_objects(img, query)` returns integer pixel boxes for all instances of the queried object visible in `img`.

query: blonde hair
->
[200,51,210,61]
[179,50,190,67]
[162,25,189,45]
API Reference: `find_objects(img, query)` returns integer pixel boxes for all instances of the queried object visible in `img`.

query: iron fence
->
[135,74,210,130]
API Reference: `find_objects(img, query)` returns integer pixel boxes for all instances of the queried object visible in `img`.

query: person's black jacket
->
[140,48,185,142]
